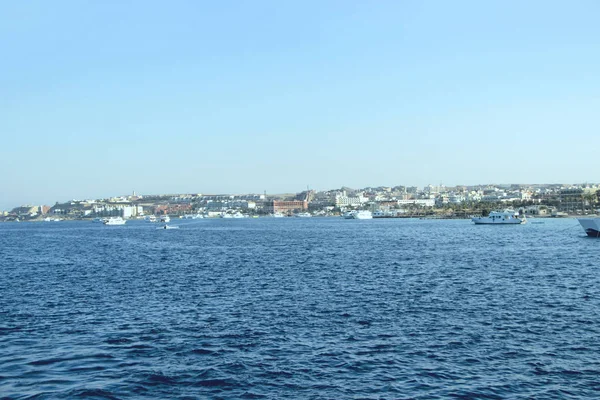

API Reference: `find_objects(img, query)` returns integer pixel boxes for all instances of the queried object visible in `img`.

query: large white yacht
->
[353,210,373,219]
[577,218,600,237]
[103,217,126,225]
[471,210,525,225]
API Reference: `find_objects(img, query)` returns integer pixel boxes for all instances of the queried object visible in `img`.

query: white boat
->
[145,215,157,223]
[342,210,357,219]
[271,212,285,218]
[295,212,312,218]
[160,215,170,223]
[471,209,525,225]
[578,218,600,237]
[183,214,204,219]
[343,210,373,219]
[353,210,373,219]
[92,217,104,223]
[103,217,126,225]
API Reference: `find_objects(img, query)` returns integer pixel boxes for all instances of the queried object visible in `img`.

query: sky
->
[1,0,599,209]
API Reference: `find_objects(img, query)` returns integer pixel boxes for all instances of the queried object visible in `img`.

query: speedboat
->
[160,215,171,223]
[471,209,525,225]
[271,212,285,218]
[157,224,179,230]
[145,215,157,223]
[103,217,126,225]
[578,218,600,237]
[295,212,312,218]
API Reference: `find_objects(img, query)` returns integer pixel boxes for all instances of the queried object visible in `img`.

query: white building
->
[397,199,435,207]
[93,204,142,218]
[335,191,369,207]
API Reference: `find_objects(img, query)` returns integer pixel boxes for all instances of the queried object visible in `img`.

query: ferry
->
[103,217,126,225]
[471,209,526,225]
[577,218,600,237]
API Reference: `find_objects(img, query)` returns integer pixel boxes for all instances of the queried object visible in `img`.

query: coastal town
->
[2,183,600,222]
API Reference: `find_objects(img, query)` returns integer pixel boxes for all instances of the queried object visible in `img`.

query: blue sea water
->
[0,217,599,399]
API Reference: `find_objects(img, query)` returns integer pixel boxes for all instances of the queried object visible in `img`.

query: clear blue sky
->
[1,0,599,209]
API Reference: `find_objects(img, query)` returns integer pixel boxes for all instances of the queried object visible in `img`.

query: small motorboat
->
[157,224,179,230]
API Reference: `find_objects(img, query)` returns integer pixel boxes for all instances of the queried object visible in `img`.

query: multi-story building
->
[92,204,143,218]
[334,191,368,207]
[264,200,308,214]
[559,188,584,212]
[397,199,435,207]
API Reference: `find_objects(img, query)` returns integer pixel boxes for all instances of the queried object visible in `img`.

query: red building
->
[264,200,308,214]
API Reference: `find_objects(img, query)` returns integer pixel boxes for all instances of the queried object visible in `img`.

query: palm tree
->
[583,191,598,213]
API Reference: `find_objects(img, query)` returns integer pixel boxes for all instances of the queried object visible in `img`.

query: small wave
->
[194,378,236,387]
[241,391,268,399]
[191,348,216,355]
[104,337,133,345]
[146,372,178,385]
[67,388,120,399]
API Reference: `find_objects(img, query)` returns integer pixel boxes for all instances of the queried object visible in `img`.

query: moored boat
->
[183,214,204,219]
[471,209,525,225]
[342,210,357,219]
[353,210,373,219]
[343,210,373,219]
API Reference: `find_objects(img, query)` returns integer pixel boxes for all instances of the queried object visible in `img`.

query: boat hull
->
[471,218,524,225]
[578,218,600,237]
[104,218,126,225]
[471,210,525,224]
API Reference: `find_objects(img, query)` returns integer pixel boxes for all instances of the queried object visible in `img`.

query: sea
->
[1,217,599,399]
